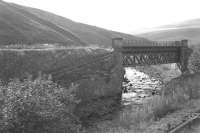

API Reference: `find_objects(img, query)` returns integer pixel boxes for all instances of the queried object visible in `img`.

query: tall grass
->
[86,94,183,133]
[0,73,197,133]
[87,73,200,133]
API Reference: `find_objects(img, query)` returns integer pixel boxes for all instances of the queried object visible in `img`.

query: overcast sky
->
[5,0,200,34]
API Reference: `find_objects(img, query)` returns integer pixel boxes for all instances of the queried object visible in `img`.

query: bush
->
[0,75,81,133]
[188,48,200,73]
[162,73,200,100]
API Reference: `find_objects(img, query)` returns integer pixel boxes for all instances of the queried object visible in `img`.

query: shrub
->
[162,73,200,100]
[0,75,81,133]
[146,95,180,120]
[188,48,200,73]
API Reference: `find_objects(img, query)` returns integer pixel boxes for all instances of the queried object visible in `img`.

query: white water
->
[122,67,161,105]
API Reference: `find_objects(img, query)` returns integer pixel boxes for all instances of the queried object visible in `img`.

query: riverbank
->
[146,99,200,133]
[135,64,181,83]
[84,93,200,133]
[83,67,200,133]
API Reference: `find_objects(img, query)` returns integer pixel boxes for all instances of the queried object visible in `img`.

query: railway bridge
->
[49,38,193,121]
[112,38,192,74]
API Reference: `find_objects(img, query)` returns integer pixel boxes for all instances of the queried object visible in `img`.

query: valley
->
[0,0,200,133]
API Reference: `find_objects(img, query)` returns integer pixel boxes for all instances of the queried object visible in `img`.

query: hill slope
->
[0,1,144,47]
[138,19,200,45]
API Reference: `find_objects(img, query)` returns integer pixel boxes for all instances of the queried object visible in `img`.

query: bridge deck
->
[112,38,193,73]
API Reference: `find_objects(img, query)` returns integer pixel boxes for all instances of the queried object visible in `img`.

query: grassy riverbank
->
[0,66,199,133]
[1,46,200,133]
[84,72,200,133]
[85,100,200,133]
[1,73,199,133]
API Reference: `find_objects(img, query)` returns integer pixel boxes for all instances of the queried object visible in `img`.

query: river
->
[123,67,200,133]
[86,67,172,132]
[122,67,162,105]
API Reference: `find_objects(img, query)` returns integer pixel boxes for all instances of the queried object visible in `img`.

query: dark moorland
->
[0,0,145,47]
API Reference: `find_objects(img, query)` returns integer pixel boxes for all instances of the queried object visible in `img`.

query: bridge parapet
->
[112,38,193,74]
[122,39,186,47]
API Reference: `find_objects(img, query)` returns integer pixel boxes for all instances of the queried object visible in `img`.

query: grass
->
[85,94,183,133]
[0,59,198,133]
[0,73,181,133]
[85,72,200,133]
[0,44,199,133]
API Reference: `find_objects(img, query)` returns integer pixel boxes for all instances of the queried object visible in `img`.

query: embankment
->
[0,48,124,125]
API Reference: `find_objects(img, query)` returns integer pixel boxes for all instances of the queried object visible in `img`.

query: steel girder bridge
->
[112,38,193,73]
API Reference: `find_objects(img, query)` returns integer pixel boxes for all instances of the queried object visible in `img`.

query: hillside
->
[0,0,145,47]
[138,19,200,45]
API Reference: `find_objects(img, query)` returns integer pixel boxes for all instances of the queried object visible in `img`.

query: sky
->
[4,0,200,34]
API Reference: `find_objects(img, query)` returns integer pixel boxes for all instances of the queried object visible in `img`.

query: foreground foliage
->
[87,72,200,133]
[189,48,200,73]
[0,76,81,133]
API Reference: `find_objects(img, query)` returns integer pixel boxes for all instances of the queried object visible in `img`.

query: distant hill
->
[138,19,200,45]
[0,0,145,47]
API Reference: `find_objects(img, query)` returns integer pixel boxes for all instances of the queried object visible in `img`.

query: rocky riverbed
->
[122,67,162,105]
[85,66,200,133]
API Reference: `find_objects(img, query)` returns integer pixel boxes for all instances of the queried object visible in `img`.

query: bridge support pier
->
[112,38,124,98]
[177,40,193,74]
[112,38,193,75]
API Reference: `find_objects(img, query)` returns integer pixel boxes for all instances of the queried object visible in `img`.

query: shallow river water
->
[121,68,200,133]
[122,67,162,105]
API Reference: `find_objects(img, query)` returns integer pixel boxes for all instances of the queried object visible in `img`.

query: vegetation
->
[86,95,185,133]
[1,1,200,132]
[189,47,200,73]
[0,75,81,133]
[0,44,199,133]
[0,51,199,133]
[0,48,108,84]
[86,70,200,133]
